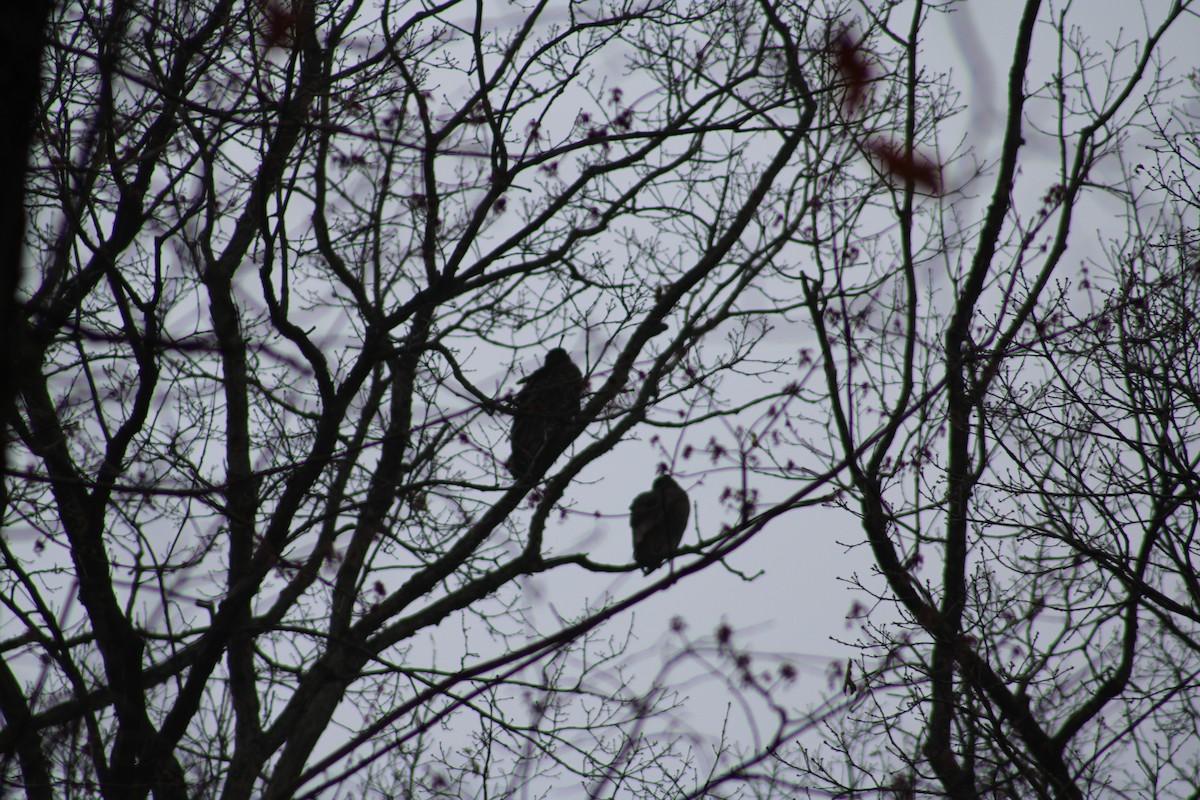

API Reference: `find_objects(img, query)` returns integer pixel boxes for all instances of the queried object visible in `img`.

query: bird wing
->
[629,491,662,544]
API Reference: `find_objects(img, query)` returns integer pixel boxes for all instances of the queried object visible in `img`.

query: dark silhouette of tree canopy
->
[3,1,1200,798]
[506,348,584,480]
[630,475,690,574]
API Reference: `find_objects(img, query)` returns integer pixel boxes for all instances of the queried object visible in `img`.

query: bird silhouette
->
[630,475,690,573]
[507,348,584,479]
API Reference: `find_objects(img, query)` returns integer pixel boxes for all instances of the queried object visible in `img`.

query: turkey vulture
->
[507,348,584,479]
[629,475,690,573]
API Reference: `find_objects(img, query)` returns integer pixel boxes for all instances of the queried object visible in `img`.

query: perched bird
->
[629,475,690,574]
[507,348,584,479]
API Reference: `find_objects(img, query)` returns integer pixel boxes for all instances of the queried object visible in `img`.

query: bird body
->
[630,475,690,573]
[507,348,584,479]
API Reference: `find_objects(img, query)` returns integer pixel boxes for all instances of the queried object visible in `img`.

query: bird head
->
[653,475,677,490]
